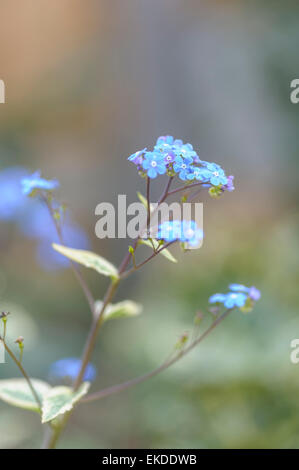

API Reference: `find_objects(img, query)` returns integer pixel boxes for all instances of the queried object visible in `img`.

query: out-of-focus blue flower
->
[229,283,249,293]
[223,292,248,308]
[209,291,247,309]
[142,152,166,179]
[22,171,59,195]
[229,283,261,301]
[209,284,261,310]
[209,293,227,304]
[18,203,90,270]
[181,220,204,247]
[0,166,29,220]
[48,358,96,383]
[157,220,182,242]
[128,148,147,166]
[223,175,235,192]
[249,286,261,301]
[36,223,90,271]
[157,220,203,247]
[173,156,193,180]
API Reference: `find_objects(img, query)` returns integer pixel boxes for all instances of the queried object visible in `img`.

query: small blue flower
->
[223,175,235,192]
[223,292,248,309]
[229,283,261,301]
[248,286,261,301]
[209,293,227,304]
[181,220,204,247]
[173,156,193,180]
[229,283,249,293]
[199,162,228,186]
[157,220,203,247]
[209,283,261,310]
[173,142,197,161]
[157,220,182,242]
[48,358,97,383]
[186,167,207,181]
[128,148,147,166]
[22,171,59,195]
[142,152,167,179]
[154,135,174,153]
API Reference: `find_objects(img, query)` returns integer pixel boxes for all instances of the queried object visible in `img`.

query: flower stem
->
[81,308,232,403]
[1,338,42,411]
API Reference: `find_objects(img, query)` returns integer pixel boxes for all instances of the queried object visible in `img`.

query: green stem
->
[81,309,232,403]
[1,339,42,411]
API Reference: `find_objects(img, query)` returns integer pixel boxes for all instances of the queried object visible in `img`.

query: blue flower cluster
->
[209,284,261,310]
[128,136,234,190]
[48,358,97,383]
[21,171,59,196]
[0,166,90,270]
[157,220,203,247]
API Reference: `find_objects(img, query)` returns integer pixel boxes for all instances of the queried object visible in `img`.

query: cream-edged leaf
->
[52,244,119,280]
[0,378,50,412]
[95,300,143,322]
[42,382,90,423]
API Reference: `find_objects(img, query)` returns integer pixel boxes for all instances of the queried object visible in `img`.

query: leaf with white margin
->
[42,382,90,423]
[95,300,143,322]
[0,378,51,412]
[52,244,119,280]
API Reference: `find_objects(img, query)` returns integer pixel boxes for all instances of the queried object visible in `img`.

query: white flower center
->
[186,229,195,238]
[166,155,172,161]
[151,161,157,167]
[213,171,219,177]
[181,164,187,169]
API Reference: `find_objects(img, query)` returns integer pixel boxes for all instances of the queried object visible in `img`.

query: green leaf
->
[52,244,119,280]
[95,300,143,322]
[42,382,90,423]
[0,378,51,412]
[139,239,177,263]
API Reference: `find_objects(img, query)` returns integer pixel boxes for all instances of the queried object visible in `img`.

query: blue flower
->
[0,166,29,220]
[209,293,227,304]
[181,220,204,247]
[186,167,207,181]
[157,220,203,247]
[48,358,96,383]
[248,286,261,301]
[229,283,261,301]
[22,171,59,195]
[154,135,175,154]
[128,148,147,166]
[173,156,193,180]
[157,220,182,242]
[209,283,261,310]
[223,175,235,192]
[198,162,228,186]
[142,152,167,179]
[223,292,248,309]
[229,283,249,293]
[173,142,197,161]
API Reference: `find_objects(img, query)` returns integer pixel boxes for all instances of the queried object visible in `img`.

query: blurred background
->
[0,0,299,449]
